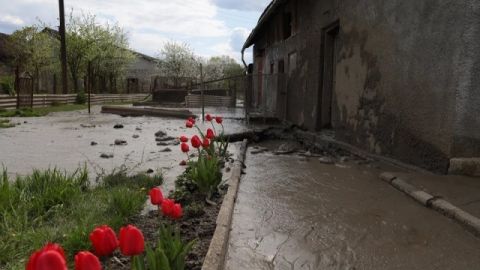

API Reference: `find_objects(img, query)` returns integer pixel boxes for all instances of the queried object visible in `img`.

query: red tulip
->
[206,128,215,139]
[89,225,118,257]
[27,244,67,270]
[188,117,196,125]
[179,160,187,166]
[149,187,164,205]
[205,114,213,121]
[171,203,183,219]
[186,121,193,128]
[75,251,102,270]
[180,135,188,143]
[215,116,223,124]
[181,142,190,153]
[191,135,201,148]
[161,199,175,216]
[202,138,210,148]
[119,225,145,256]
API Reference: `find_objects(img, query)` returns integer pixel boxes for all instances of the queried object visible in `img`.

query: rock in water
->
[114,139,127,145]
[100,153,114,159]
[90,141,98,146]
[114,124,124,129]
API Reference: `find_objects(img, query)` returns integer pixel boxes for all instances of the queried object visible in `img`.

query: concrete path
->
[224,140,480,270]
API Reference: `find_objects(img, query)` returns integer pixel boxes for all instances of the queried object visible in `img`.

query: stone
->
[180,160,187,166]
[318,156,335,164]
[155,136,175,142]
[136,127,142,131]
[114,139,127,146]
[449,158,480,177]
[146,168,154,174]
[132,134,140,139]
[100,153,114,159]
[113,124,124,129]
[90,141,98,146]
[155,130,167,137]
[160,148,172,152]
[157,142,170,146]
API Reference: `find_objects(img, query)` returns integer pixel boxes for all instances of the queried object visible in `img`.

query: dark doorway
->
[127,78,139,94]
[318,22,339,129]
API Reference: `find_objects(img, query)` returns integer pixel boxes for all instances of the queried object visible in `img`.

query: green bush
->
[75,91,86,104]
[0,76,15,96]
[187,155,222,199]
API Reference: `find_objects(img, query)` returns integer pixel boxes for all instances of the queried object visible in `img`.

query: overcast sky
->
[0,0,270,63]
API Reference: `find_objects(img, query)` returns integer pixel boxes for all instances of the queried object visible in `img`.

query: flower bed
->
[21,113,232,270]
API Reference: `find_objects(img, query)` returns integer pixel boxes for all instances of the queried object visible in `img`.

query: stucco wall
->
[250,0,479,172]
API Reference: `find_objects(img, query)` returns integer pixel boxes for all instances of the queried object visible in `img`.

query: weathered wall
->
[126,56,158,92]
[251,0,480,172]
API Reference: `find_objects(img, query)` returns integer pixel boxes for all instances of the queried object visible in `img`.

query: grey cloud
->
[212,0,270,11]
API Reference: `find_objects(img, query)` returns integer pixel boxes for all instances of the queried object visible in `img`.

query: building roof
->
[242,0,287,50]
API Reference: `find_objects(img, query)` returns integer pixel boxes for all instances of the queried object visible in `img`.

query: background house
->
[243,0,480,173]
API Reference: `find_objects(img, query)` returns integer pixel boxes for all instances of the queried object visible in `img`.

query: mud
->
[225,140,480,270]
[0,106,253,190]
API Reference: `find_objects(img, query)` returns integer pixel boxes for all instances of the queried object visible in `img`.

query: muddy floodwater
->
[225,140,480,270]
[0,106,248,190]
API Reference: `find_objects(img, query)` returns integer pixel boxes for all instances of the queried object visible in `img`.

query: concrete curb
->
[379,172,480,236]
[202,139,248,270]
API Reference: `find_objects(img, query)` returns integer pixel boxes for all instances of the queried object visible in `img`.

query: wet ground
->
[0,105,251,190]
[225,140,480,270]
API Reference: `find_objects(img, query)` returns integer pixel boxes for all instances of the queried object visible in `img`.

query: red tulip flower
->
[161,199,175,216]
[180,135,188,143]
[75,251,102,270]
[202,138,210,148]
[215,116,223,124]
[205,114,213,121]
[191,135,201,148]
[27,244,67,270]
[179,160,187,166]
[186,121,193,128]
[149,187,164,205]
[171,203,183,219]
[188,117,196,125]
[119,225,145,256]
[206,128,215,139]
[181,142,190,153]
[89,225,118,257]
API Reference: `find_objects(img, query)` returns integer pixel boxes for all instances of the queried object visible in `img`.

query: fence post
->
[88,61,91,114]
[15,66,19,109]
[200,63,205,122]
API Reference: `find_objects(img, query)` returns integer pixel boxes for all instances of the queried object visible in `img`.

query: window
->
[278,60,285,74]
[283,13,292,40]
[288,52,297,75]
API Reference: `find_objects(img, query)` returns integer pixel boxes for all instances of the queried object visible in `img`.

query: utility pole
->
[58,0,68,94]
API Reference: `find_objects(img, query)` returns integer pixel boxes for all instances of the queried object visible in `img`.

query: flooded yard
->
[0,106,249,189]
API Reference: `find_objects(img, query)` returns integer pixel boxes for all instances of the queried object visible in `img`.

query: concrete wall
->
[126,55,159,92]
[250,0,480,172]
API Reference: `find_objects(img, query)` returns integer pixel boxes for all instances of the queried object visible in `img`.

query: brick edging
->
[380,172,480,237]
[202,139,248,270]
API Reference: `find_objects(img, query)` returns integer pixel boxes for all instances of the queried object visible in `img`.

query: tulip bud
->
[149,187,164,205]
[171,203,183,219]
[206,128,215,139]
[191,135,201,148]
[181,142,190,153]
[215,116,223,124]
[89,225,118,257]
[75,251,102,270]
[119,225,145,256]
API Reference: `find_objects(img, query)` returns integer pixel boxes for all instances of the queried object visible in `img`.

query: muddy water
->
[0,106,250,190]
[225,141,480,270]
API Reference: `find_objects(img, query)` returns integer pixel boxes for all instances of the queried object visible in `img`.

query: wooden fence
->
[185,94,234,108]
[0,94,148,110]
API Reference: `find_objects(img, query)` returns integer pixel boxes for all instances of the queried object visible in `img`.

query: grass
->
[0,104,88,117]
[0,167,163,270]
[0,101,136,118]
[0,119,15,128]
